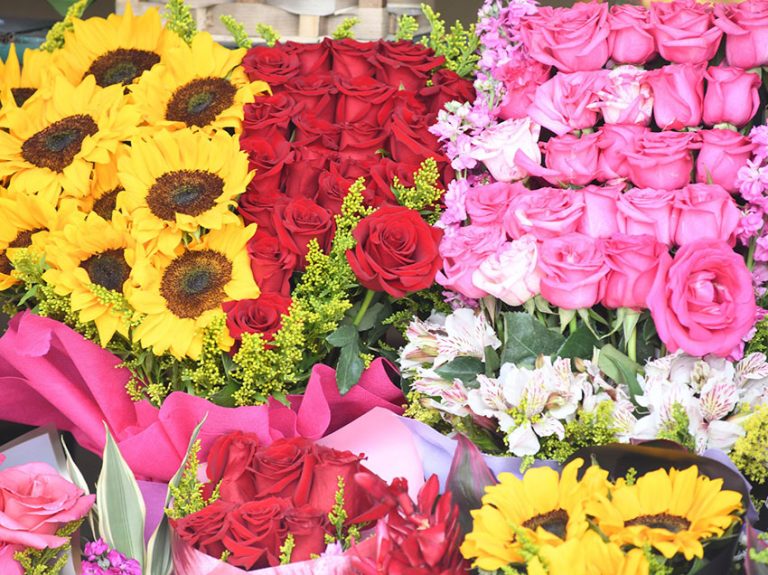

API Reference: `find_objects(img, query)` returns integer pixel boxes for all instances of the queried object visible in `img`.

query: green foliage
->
[256,24,281,47]
[732,405,768,485]
[656,403,696,451]
[393,157,444,223]
[40,0,89,52]
[500,312,564,366]
[395,14,419,41]
[644,546,674,575]
[181,315,232,399]
[404,391,444,426]
[538,402,621,463]
[332,17,359,40]
[166,440,219,519]
[420,4,480,78]
[278,534,295,565]
[164,0,197,45]
[14,519,83,575]
[220,15,251,49]
[747,317,768,356]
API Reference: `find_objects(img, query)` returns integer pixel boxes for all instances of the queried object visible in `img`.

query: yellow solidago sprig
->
[395,14,420,42]
[167,439,219,520]
[220,15,251,50]
[256,24,280,47]
[14,519,84,575]
[420,4,480,78]
[164,0,198,45]
[731,404,768,485]
[332,18,360,40]
[40,0,89,52]
[392,157,443,223]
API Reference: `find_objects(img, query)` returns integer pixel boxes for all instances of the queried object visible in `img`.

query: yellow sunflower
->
[460,459,611,571]
[588,466,743,561]
[0,44,56,112]
[128,222,259,360]
[54,4,185,88]
[73,146,128,219]
[117,128,250,255]
[129,32,269,135]
[42,211,137,345]
[0,74,139,203]
[528,531,649,575]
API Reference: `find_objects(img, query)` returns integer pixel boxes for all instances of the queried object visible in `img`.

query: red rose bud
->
[206,431,261,503]
[283,38,332,75]
[242,93,297,141]
[284,74,338,123]
[335,76,395,124]
[240,135,294,194]
[251,438,316,502]
[171,499,236,561]
[284,505,329,561]
[246,230,298,296]
[242,45,301,88]
[330,38,379,77]
[223,497,291,570]
[272,197,335,268]
[223,293,292,343]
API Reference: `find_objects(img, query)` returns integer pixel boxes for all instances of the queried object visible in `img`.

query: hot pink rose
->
[625,131,696,190]
[542,132,600,187]
[715,2,768,69]
[597,124,649,181]
[465,181,523,226]
[472,235,542,306]
[520,2,610,72]
[577,184,623,239]
[437,225,506,299]
[497,58,552,121]
[617,187,678,245]
[608,5,657,65]
[646,64,704,130]
[505,187,585,241]
[592,65,653,126]
[601,233,666,310]
[703,66,761,128]
[0,544,22,575]
[538,232,609,309]
[470,118,541,182]
[528,71,607,136]
[674,183,740,246]
[650,0,723,64]
[647,240,756,357]
[696,129,755,192]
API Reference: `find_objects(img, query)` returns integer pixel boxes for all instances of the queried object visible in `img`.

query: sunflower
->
[73,146,128,219]
[54,4,184,88]
[0,74,139,203]
[460,459,611,571]
[528,531,649,575]
[128,222,259,360]
[0,44,56,112]
[588,465,743,560]
[117,129,250,255]
[129,32,269,135]
[42,211,137,345]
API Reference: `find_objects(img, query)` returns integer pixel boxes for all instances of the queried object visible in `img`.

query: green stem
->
[748,236,757,271]
[628,322,637,364]
[353,289,376,327]
[569,315,578,335]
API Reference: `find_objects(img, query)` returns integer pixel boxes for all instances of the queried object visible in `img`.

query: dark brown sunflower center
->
[21,115,98,173]
[522,509,569,539]
[0,228,42,275]
[165,77,237,127]
[86,49,161,87]
[0,254,11,276]
[160,250,232,318]
[82,249,130,292]
[625,513,692,533]
[147,170,223,220]
[11,87,36,107]
[92,187,123,219]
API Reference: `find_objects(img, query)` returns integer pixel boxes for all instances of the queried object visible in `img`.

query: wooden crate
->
[115,0,435,42]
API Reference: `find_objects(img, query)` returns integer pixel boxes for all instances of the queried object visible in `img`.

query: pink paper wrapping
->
[0,312,404,481]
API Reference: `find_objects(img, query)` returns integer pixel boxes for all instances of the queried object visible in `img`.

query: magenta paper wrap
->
[0,312,404,481]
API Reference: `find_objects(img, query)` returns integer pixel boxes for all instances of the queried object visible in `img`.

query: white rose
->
[472,235,542,306]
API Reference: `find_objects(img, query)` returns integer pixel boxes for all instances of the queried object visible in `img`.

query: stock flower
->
[0,44,54,112]
[588,466,742,560]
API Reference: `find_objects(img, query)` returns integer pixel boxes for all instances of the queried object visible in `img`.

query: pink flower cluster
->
[81,539,141,575]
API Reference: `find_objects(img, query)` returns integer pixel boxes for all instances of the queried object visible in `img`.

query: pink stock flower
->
[597,124,649,181]
[650,0,723,64]
[736,207,764,245]
[625,131,696,190]
[439,178,470,227]
[504,186,585,240]
[608,5,657,65]
[601,233,666,310]
[542,132,600,186]
[750,125,768,163]
[645,63,705,130]
[737,160,768,207]
[591,65,653,126]
[528,71,607,135]
[576,183,623,239]
[674,183,740,246]
[473,235,543,306]
[437,224,506,299]
[696,129,755,192]
[617,187,678,246]
[470,118,541,182]
[715,1,768,69]
[703,66,761,128]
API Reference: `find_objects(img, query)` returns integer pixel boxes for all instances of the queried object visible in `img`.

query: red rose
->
[205,432,261,504]
[241,136,294,194]
[282,148,332,200]
[223,293,292,343]
[335,76,396,124]
[336,156,377,181]
[284,505,329,561]
[307,446,372,520]
[374,40,444,91]
[346,205,443,297]
[331,38,378,77]
[384,90,429,127]
[388,116,442,165]
[223,498,291,570]
[243,45,301,88]
[419,68,476,117]
[272,197,335,268]
[284,39,332,75]
[239,188,286,235]
[242,93,298,141]
[251,438,316,501]
[284,74,337,123]
[172,499,235,561]
[316,165,355,215]
[339,122,390,161]
[365,158,416,208]
[247,230,298,295]
[292,111,341,153]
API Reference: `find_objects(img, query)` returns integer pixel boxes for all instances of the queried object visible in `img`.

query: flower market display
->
[3,0,768,572]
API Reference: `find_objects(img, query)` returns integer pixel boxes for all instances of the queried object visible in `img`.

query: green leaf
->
[97,424,146,569]
[336,343,364,395]
[61,436,97,538]
[326,324,359,348]
[46,0,92,16]
[557,327,599,359]
[501,312,565,365]
[356,302,386,332]
[484,346,500,376]
[598,344,643,401]
[434,356,484,385]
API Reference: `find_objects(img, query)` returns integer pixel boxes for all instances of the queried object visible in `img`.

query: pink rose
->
[696,129,755,192]
[592,65,653,126]
[542,132,600,187]
[497,58,552,121]
[703,66,761,128]
[538,232,609,309]
[650,0,723,64]
[576,184,624,239]
[625,131,696,190]
[472,235,542,306]
[437,225,506,299]
[470,118,541,182]
[528,71,607,135]
[647,240,756,357]
[0,463,95,550]
[617,187,678,245]
[465,182,523,227]
[597,124,649,181]
[715,2,768,69]
[601,233,666,310]
[505,187,584,241]
[608,5,657,65]
[674,183,740,246]
[646,64,704,130]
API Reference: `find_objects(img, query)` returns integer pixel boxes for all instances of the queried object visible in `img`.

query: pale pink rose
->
[576,183,624,239]
[601,233,666,310]
[696,129,755,192]
[437,225,506,299]
[528,71,607,136]
[591,65,653,126]
[703,66,761,128]
[504,187,584,241]
[647,240,756,357]
[646,63,705,130]
[625,131,696,190]
[465,181,524,226]
[617,187,678,245]
[538,232,609,309]
[674,183,740,246]
[470,118,541,182]
[597,124,649,181]
[715,2,768,69]
[472,235,542,306]
[650,0,723,64]
[497,58,552,121]
[608,5,657,65]
[520,2,610,72]
[542,132,600,186]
